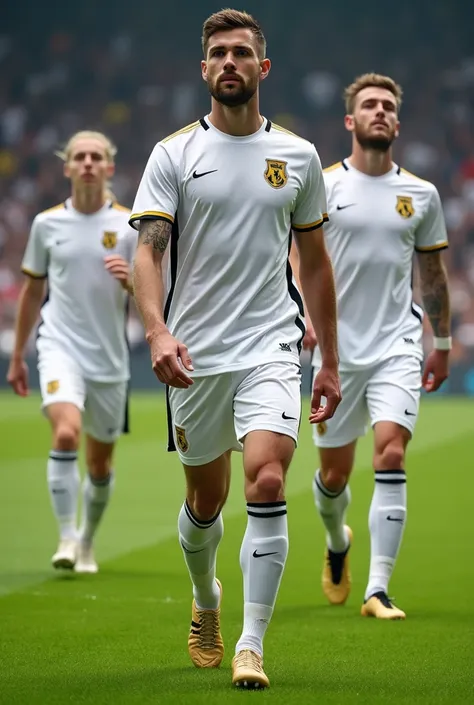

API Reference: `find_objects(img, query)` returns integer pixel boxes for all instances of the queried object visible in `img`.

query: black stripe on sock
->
[89,473,113,487]
[49,450,78,461]
[246,501,286,508]
[184,500,220,529]
[247,509,287,518]
[375,470,406,484]
[314,474,346,499]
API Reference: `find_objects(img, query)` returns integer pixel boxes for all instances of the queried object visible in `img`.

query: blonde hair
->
[202,8,266,59]
[55,131,117,200]
[344,73,403,114]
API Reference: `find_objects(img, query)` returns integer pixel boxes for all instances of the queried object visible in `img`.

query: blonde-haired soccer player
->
[131,8,340,690]
[292,73,451,619]
[7,131,136,574]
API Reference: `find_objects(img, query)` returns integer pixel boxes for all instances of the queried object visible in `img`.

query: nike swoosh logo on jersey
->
[404,409,416,416]
[386,516,404,523]
[192,169,218,179]
[336,203,356,210]
[282,412,298,421]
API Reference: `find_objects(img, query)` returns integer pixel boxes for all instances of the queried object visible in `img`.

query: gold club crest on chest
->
[396,196,415,219]
[264,159,288,189]
[102,231,118,249]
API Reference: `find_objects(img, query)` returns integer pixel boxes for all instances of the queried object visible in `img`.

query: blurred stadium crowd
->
[0,0,473,361]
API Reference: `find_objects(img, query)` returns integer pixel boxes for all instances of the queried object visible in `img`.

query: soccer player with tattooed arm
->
[130,8,341,690]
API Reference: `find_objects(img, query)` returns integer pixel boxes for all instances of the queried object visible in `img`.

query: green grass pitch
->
[0,391,473,704]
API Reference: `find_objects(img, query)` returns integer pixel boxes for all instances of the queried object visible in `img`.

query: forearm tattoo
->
[139,219,172,253]
[418,252,451,337]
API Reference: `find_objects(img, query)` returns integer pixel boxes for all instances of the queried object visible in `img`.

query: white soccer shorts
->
[37,343,128,443]
[312,355,422,448]
[167,362,302,466]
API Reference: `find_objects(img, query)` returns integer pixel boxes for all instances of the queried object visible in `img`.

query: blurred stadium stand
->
[1,0,473,392]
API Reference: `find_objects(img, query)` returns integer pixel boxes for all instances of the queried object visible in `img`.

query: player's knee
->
[375,441,405,470]
[320,467,348,493]
[191,494,224,522]
[253,465,284,502]
[87,458,112,481]
[53,424,80,451]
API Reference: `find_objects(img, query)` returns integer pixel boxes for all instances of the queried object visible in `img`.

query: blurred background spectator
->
[0,0,473,369]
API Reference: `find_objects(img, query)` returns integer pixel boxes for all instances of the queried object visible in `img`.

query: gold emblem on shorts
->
[316,421,327,436]
[47,380,60,394]
[264,159,288,189]
[396,196,414,219]
[175,426,189,453]
[102,231,118,249]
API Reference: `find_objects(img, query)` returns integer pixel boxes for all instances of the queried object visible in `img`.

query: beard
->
[207,76,258,107]
[354,122,395,152]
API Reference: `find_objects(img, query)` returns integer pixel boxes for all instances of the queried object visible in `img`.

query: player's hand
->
[422,349,449,393]
[309,364,341,424]
[303,321,317,352]
[148,329,194,389]
[104,255,131,290]
[7,357,29,397]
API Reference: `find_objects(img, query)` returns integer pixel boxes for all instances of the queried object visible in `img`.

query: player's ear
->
[63,163,70,179]
[260,58,271,81]
[394,119,400,139]
[201,60,208,82]
[344,114,355,133]
[106,162,115,179]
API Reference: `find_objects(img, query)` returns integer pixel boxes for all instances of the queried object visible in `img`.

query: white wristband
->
[433,336,452,351]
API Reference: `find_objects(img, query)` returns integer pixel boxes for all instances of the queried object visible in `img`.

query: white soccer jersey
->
[130,116,328,376]
[21,199,136,382]
[312,160,448,370]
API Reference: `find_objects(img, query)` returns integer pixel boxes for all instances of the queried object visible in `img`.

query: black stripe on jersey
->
[199,117,210,131]
[166,386,176,452]
[286,233,305,353]
[164,215,180,453]
[411,304,422,323]
[163,216,179,323]
[265,120,272,132]
[341,160,349,171]
[396,165,401,175]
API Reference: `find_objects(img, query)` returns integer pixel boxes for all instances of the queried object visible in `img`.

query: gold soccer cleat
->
[232,649,270,690]
[322,525,353,605]
[188,579,224,668]
[361,591,406,620]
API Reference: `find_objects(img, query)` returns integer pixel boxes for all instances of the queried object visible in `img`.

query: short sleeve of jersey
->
[129,143,178,231]
[292,147,329,232]
[21,217,48,278]
[415,186,449,252]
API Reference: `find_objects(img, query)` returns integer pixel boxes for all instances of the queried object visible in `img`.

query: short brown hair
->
[202,8,266,59]
[344,73,403,114]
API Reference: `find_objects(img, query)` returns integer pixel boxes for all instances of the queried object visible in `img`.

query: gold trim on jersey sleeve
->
[21,266,47,279]
[128,211,174,227]
[415,242,449,252]
[112,203,131,213]
[292,213,329,232]
[162,121,200,143]
[39,203,65,215]
[323,162,342,173]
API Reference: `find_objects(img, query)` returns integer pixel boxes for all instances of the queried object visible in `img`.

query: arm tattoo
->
[139,219,172,253]
[417,251,451,337]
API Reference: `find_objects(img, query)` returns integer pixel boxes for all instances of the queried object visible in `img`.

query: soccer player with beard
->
[291,74,451,619]
[130,8,341,689]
